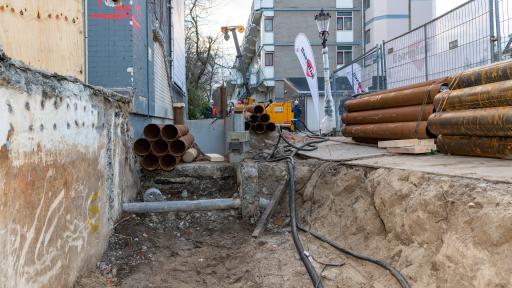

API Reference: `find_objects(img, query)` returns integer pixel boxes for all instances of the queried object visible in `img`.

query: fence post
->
[423,25,429,81]
[494,0,502,61]
[382,40,387,89]
[376,49,381,91]
[489,0,496,62]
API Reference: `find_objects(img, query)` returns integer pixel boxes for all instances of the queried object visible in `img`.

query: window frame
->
[336,45,353,66]
[264,52,274,66]
[264,17,274,32]
[336,12,353,31]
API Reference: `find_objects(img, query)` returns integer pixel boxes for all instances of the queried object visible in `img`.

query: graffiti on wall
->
[90,1,141,29]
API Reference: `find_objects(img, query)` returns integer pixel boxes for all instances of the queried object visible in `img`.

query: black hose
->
[288,161,324,288]
[297,225,411,288]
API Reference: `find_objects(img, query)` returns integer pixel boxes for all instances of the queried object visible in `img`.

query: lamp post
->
[315,9,336,133]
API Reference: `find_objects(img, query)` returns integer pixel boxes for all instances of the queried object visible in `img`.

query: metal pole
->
[489,0,496,62]
[123,198,270,213]
[423,25,429,81]
[382,40,387,89]
[495,0,503,61]
[376,47,381,90]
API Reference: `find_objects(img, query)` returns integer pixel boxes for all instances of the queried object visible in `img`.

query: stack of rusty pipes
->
[341,78,448,143]
[245,104,277,133]
[133,124,195,171]
[427,59,512,159]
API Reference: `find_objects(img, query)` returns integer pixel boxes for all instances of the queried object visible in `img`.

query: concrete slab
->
[298,139,389,161]
[347,154,512,184]
[299,137,512,184]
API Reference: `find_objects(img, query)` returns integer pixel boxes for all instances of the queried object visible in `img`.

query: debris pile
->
[133,124,197,171]
[245,104,277,134]
[428,60,512,159]
[341,78,448,143]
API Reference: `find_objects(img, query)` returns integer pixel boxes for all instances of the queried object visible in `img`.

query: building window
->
[337,46,353,65]
[336,12,353,31]
[364,0,370,10]
[104,0,122,7]
[265,52,274,66]
[365,29,371,45]
[264,17,273,32]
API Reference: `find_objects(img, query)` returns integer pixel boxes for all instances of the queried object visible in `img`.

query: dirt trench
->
[75,160,512,288]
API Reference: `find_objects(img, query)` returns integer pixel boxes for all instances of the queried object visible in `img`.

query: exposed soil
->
[76,161,512,288]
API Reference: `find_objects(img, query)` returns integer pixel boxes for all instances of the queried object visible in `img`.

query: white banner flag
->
[294,33,320,131]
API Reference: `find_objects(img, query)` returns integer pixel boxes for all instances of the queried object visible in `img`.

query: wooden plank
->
[378,139,435,148]
[252,177,288,238]
[0,0,84,79]
[387,145,436,154]
[205,154,225,162]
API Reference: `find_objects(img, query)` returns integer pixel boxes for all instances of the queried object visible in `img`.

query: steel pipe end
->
[141,154,160,171]
[259,113,271,124]
[143,124,161,140]
[133,138,151,156]
[265,122,276,132]
[159,154,180,171]
[254,123,265,134]
[151,139,170,156]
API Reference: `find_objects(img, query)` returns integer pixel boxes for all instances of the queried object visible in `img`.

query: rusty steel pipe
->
[448,59,512,90]
[434,80,512,112]
[427,107,512,137]
[143,124,161,140]
[161,124,189,141]
[245,112,259,124]
[342,122,433,140]
[246,104,265,115]
[437,135,512,160]
[358,77,449,99]
[141,153,160,171]
[170,134,195,156]
[345,83,445,112]
[133,138,152,156]
[172,104,185,125]
[265,122,277,132]
[351,138,392,144]
[253,123,265,134]
[342,104,434,125]
[151,139,169,156]
[259,113,271,124]
[159,154,181,171]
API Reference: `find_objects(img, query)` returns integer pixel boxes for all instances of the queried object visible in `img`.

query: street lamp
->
[315,9,331,48]
[314,9,336,133]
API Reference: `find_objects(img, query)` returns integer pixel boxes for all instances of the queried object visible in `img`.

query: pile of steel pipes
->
[133,124,196,171]
[428,60,512,159]
[245,104,277,134]
[341,78,449,143]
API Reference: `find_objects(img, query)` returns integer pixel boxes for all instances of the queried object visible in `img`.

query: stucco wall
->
[0,50,137,287]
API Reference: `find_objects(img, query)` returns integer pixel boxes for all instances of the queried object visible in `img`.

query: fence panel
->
[384,0,493,89]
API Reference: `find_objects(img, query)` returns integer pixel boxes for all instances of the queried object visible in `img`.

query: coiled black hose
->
[261,126,411,288]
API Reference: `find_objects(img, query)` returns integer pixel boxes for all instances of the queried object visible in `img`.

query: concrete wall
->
[0,50,137,288]
[187,119,227,155]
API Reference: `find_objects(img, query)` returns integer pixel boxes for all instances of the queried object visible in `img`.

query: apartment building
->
[363,0,435,52]
[236,0,362,103]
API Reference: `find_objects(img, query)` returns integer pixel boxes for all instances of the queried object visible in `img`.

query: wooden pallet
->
[386,145,436,154]
[378,139,435,149]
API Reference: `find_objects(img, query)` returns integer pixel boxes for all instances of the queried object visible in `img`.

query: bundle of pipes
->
[427,60,512,159]
[244,104,277,134]
[341,78,448,142]
[133,124,196,170]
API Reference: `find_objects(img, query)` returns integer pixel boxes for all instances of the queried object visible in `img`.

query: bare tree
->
[185,0,222,119]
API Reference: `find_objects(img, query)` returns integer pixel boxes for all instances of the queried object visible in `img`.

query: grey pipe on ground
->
[123,198,270,213]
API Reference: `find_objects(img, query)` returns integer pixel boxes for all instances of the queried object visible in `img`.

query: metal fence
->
[334,0,510,94]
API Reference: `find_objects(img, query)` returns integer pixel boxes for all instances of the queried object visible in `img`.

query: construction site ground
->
[76,137,512,288]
